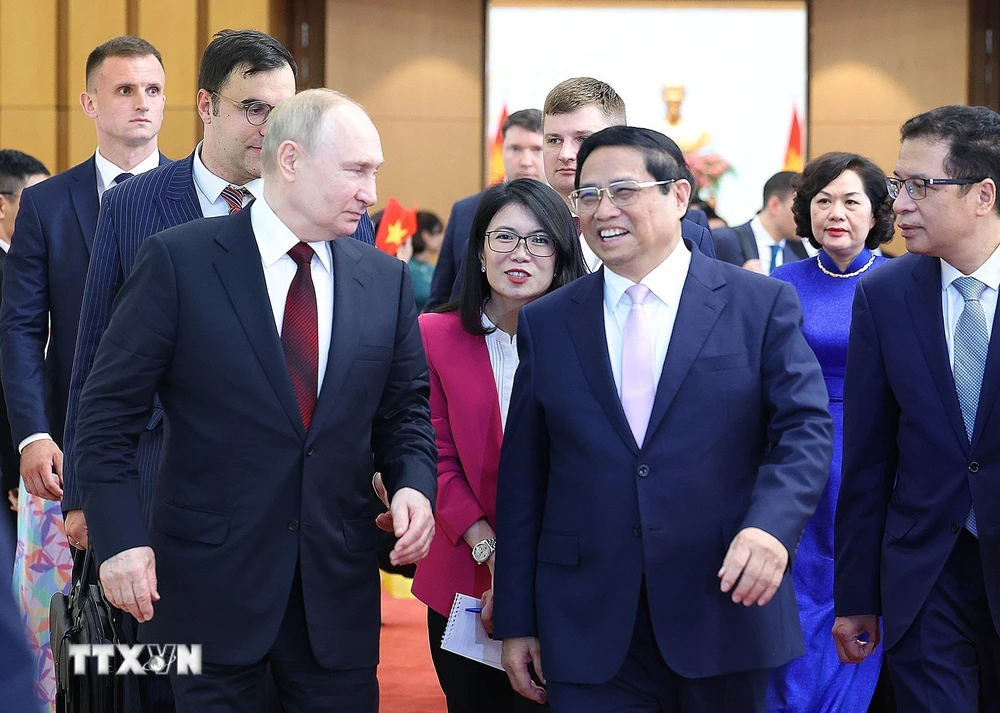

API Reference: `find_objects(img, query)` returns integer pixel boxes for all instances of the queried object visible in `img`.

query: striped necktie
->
[221,185,250,214]
[282,242,319,431]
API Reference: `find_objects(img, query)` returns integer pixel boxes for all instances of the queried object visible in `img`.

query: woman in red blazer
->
[412,179,586,712]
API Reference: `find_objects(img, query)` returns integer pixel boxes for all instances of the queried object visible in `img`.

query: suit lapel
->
[645,248,726,442]
[157,153,203,224]
[785,240,809,262]
[213,211,304,437]
[735,222,758,262]
[69,157,100,253]
[566,273,638,453]
[907,256,969,450]
[307,238,370,439]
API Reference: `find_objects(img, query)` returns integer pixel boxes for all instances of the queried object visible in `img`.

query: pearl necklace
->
[816,252,877,279]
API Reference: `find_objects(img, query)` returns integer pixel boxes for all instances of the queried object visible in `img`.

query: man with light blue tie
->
[834,104,1000,711]
[494,126,832,712]
[712,171,808,274]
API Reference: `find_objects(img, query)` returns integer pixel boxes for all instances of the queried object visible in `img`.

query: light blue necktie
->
[769,244,781,275]
[952,276,989,537]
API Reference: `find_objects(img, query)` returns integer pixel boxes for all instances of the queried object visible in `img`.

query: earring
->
[481,265,486,273]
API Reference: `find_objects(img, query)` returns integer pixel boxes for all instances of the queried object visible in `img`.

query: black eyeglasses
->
[212,92,274,126]
[485,230,556,258]
[886,176,984,201]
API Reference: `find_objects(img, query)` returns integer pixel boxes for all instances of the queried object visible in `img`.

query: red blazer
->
[411,311,503,616]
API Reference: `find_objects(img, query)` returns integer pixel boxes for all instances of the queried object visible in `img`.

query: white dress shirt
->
[751,215,785,275]
[94,147,160,200]
[604,240,692,396]
[250,194,333,395]
[941,242,1000,367]
[192,141,263,217]
[481,312,519,429]
[579,232,602,273]
[0,238,9,253]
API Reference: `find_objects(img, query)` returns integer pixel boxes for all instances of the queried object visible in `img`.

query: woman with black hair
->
[767,152,895,713]
[410,179,586,712]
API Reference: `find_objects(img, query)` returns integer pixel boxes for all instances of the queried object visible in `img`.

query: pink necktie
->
[621,284,655,446]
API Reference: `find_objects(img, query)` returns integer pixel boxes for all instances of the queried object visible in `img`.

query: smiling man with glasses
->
[494,125,832,712]
[835,104,1000,712]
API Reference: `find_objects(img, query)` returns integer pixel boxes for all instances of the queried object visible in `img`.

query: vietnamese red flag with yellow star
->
[375,196,418,256]
[783,106,804,172]
[487,104,509,185]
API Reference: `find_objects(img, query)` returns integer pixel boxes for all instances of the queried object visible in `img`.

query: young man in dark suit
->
[0,36,168,507]
[495,126,832,712]
[74,88,437,711]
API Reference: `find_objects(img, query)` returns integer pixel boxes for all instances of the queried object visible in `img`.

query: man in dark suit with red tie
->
[73,88,437,710]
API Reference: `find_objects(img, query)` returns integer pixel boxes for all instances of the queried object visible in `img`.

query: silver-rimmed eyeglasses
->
[212,92,274,126]
[485,230,556,258]
[569,179,677,215]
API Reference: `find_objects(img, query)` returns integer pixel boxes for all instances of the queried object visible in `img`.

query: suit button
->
[288,520,300,532]
[969,462,980,473]
[636,464,649,478]
[632,526,641,538]
[306,447,315,456]
[951,522,960,534]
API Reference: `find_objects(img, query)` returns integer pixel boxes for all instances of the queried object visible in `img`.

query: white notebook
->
[440,593,505,671]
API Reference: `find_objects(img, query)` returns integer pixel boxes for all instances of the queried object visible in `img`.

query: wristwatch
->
[471,538,496,565]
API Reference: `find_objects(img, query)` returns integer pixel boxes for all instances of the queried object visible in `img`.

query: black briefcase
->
[50,548,126,712]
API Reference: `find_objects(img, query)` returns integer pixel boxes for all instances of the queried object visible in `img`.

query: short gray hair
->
[261,88,361,177]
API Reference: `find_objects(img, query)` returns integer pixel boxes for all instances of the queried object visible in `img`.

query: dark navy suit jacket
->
[835,253,1000,648]
[0,154,167,453]
[426,188,716,309]
[713,220,809,267]
[74,210,436,667]
[61,151,376,521]
[493,243,832,683]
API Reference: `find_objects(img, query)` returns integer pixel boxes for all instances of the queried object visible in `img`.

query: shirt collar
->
[192,141,263,204]
[751,214,783,249]
[0,238,9,253]
[604,238,692,311]
[249,192,332,274]
[94,146,159,195]
[941,241,1000,294]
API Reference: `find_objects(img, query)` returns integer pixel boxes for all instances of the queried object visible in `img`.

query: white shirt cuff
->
[18,433,53,453]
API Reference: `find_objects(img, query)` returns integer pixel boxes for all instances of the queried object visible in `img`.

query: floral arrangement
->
[684,151,734,199]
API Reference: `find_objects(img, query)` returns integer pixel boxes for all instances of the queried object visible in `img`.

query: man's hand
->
[373,473,394,532]
[742,258,766,275]
[833,615,881,664]
[20,439,63,500]
[99,546,159,622]
[65,509,88,550]
[7,488,17,513]
[502,636,547,704]
[718,526,789,606]
[388,487,433,566]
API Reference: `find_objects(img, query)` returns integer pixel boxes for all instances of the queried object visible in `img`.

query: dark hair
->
[792,152,895,250]
[0,150,49,194]
[86,36,163,89]
[411,210,443,254]
[199,30,297,115]
[762,171,797,206]
[901,104,1000,216]
[503,109,542,138]
[441,179,588,336]
[576,126,692,212]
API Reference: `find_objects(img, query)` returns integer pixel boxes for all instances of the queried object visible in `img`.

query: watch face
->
[473,543,488,562]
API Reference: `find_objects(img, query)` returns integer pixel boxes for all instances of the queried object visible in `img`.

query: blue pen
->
[465,607,483,613]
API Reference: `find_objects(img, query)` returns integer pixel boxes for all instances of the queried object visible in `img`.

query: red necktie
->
[221,185,249,214]
[282,243,319,431]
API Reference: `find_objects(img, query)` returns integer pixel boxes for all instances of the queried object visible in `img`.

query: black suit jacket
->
[713,220,808,268]
[0,249,16,500]
[74,208,437,668]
